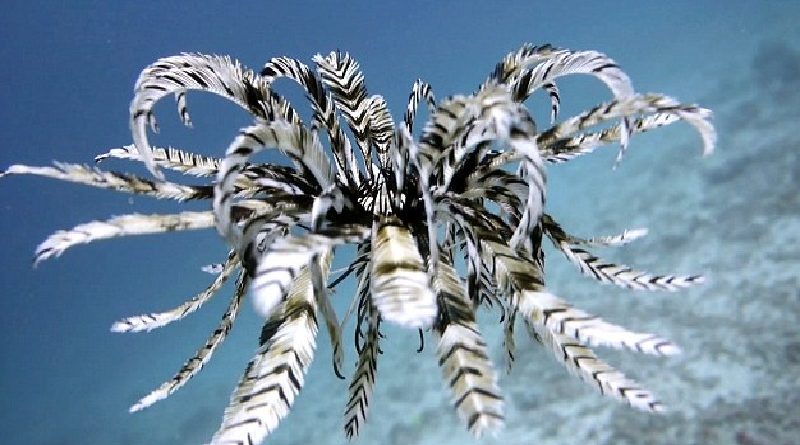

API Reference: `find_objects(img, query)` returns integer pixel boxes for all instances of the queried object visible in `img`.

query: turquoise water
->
[1,2,798,444]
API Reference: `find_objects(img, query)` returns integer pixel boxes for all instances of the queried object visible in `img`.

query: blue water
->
[1,2,798,444]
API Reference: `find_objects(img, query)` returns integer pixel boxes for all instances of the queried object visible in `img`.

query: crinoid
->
[1,44,715,444]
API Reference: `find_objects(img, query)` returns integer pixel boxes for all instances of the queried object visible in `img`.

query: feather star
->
[1,43,715,444]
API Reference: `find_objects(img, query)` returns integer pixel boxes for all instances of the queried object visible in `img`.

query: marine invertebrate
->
[1,44,715,444]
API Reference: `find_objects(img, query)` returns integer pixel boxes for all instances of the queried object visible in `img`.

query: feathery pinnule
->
[309,251,345,377]
[0,162,208,200]
[343,271,379,440]
[370,216,437,329]
[130,270,248,412]
[314,51,373,174]
[541,113,680,163]
[485,239,677,408]
[111,250,238,333]
[435,257,504,438]
[403,79,436,134]
[529,321,667,412]
[130,53,272,179]
[35,211,215,264]
[210,259,324,445]
[96,144,220,177]
[543,217,704,291]
[246,231,365,319]
[262,55,361,188]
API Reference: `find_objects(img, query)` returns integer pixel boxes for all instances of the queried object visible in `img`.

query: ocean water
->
[1,1,798,444]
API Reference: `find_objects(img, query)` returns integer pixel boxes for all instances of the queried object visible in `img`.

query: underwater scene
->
[1,1,798,444]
